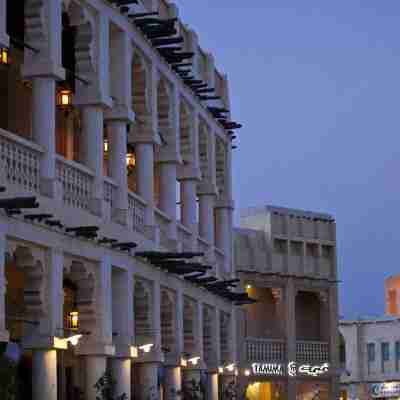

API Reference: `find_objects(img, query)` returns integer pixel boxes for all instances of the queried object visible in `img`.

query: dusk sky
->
[174,0,400,319]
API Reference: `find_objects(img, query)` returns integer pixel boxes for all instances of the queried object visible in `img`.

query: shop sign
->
[289,362,330,377]
[370,382,400,398]
[251,363,285,376]
[251,362,329,377]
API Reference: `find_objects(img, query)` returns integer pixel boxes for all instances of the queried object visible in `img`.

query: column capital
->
[177,166,201,181]
[104,105,135,123]
[156,146,182,164]
[215,198,235,210]
[21,61,65,82]
[129,126,160,145]
[76,341,115,357]
[74,92,113,109]
[197,182,218,196]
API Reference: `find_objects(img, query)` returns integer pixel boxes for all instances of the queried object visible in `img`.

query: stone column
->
[112,358,131,400]
[136,363,160,400]
[77,255,114,400]
[0,0,8,48]
[80,105,105,215]
[206,372,219,400]
[22,0,65,197]
[32,350,58,400]
[214,200,234,273]
[135,140,155,226]
[180,178,197,228]
[159,159,178,239]
[106,29,134,225]
[112,269,134,400]
[107,120,129,223]
[85,356,107,400]
[0,222,9,342]
[164,366,181,400]
[197,183,217,244]
[285,279,296,400]
[329,285,340,400]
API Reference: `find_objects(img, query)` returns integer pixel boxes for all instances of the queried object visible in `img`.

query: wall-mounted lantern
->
[57,87,73,116]
[68,310,79,330]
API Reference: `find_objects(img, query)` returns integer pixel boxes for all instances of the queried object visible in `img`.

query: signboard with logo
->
[251,362,329,378]
[370,382,400,398]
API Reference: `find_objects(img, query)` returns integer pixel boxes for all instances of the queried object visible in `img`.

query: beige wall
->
[244,287,284,339]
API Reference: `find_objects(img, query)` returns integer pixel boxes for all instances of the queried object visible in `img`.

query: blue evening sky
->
[173,0,400,319]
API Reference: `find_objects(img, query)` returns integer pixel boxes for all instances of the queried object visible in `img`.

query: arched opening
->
[203,306,213,365]
[295,291,321,341]
[0,0,32,139]
[183,298,196,357]
[160,290,176,354]
[220,311,230,364]
[134,281,152,346]
[199,122,209,182]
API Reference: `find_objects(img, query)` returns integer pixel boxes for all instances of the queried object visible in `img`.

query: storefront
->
[239,362,331,400]
[369,382,400,399]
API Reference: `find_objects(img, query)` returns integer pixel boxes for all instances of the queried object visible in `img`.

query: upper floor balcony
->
[0,0,235,275]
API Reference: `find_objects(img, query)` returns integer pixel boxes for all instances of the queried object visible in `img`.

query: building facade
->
[234,206,340,400]
[340,276,400,400]
[0,1,241,400]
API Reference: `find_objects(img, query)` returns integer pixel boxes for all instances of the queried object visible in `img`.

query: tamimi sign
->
[370,382,400,398]
[251,362,329,377]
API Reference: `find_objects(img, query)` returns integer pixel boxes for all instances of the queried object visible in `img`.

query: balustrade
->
[103,177,117,208]
[56,156,94,210]
[296,340,329,363]
[177,222,192,251]
[0,128,42,193]
[245,338,286,362]
[128,191,146,233]
[155,207,172,248]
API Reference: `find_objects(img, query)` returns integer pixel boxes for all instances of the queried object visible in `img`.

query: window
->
[396,341,400,371]
[382,342,390,373]
[367,343,375,362]
[382,342,390,361]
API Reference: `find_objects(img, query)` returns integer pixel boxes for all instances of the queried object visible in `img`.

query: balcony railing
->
[56,156,94,210]
[197,236,210,254]
[296,340,329,363]
[128,191,146,233]
[0,128,42,193]
[245,337,286,362]
[177,222,192,251]
[103,177,117,208]
[155,207,171,247]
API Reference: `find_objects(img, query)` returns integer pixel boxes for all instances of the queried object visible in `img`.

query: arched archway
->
[134,280,152,345]
[183,298,196,356]
[132,54,150,126]
[160,290,176,354]
[179,101,192,164]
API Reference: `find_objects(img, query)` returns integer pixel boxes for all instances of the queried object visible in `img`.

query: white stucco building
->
[0,1,243,399]
[234,206,340,400]
[340,276,400,400]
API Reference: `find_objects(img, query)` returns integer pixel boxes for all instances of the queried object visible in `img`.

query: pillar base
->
[112,208,129,226]
[40,177,62,199]
[0,330,9,343]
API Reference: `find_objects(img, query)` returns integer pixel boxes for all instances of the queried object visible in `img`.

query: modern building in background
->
[0,0,243,400]
[234,205,340,400]
[340,276,400,400]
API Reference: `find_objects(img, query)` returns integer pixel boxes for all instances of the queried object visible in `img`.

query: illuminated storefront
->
[369,382,400,399]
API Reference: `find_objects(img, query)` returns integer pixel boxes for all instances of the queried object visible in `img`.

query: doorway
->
[246,381,284,400]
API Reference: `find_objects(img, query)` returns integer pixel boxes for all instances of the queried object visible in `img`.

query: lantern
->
[57,87,73,116]
[126,152,136,167]
[0,47,9,65]
[103,139,109,154]
[68,310,79,330]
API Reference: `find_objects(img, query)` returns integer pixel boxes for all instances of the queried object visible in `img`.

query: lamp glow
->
[181,357,188,367]
[69,310,79,330]
[244,369,251,376]
[139,343,154,353]
[188,356,200,366]
[0,47,9,65]
[218,367,224,374]
[130,346,138,358]
[103,139,109,154]
[66,334,82,346]
[126,152,135,167]
[226,363,235,372]
[246,284,252,290]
